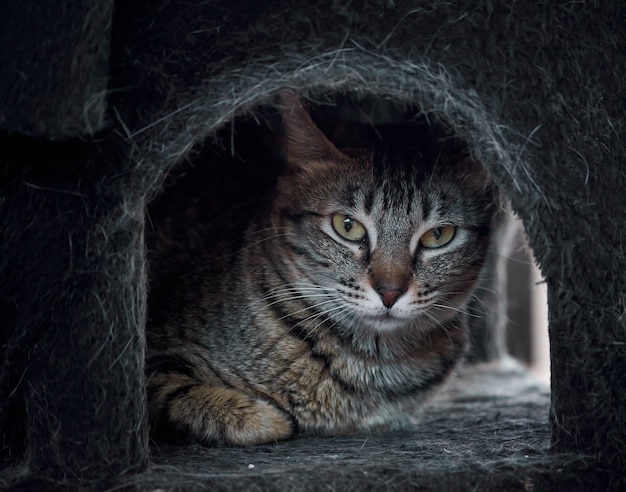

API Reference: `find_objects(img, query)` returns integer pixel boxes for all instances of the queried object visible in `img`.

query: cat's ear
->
[280,90,349,169]
[452,154,497,196]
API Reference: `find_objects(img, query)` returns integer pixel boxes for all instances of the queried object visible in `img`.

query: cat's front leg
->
[147,358,295,446]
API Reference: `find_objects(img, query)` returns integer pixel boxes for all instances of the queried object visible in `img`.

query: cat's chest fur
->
[197,305,465,435]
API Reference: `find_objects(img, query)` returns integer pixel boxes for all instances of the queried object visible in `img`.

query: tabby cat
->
[146,91,498,446]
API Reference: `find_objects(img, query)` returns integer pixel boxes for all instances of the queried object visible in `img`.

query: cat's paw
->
[169,384,295,446]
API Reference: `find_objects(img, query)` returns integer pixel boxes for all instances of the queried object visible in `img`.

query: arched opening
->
[144,90,550,431]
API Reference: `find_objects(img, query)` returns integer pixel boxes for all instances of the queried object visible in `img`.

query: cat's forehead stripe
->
[421,194,432,222]
[367,179,425,222]
[363,190,375,214]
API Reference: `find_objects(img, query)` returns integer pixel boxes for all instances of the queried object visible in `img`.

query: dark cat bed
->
[1,1,624,490]
[86,364,560,491]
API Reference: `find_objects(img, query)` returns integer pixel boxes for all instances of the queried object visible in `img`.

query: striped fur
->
[146,93,498,446]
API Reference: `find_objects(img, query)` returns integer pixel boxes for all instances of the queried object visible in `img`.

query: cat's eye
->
[332,214,367,242]
[419,225,456,249]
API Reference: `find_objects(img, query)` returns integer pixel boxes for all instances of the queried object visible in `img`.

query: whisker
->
[251,283,338,304]
[286,303,349,338]
[241,226,290,239]
[258,282,339,294]
[243,296,338,326]
[430,302,480,319]
[312,305,356,340]
[239,283,340,328]
[232,232,291,254]
[257,292,337,306]
[277,299,340,322]
[256,286,337,300]
[317,302,354,331]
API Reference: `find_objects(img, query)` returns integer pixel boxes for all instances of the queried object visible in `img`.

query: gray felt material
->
[0,0,624,489]
[99,363,558,491]
[0,1,113,137]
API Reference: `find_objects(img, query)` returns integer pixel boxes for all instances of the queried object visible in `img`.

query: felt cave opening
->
[145,90,526,366]
[140,86,554,490]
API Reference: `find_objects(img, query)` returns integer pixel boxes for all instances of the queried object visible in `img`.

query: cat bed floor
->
[5,361,614,490]
[116,361,560,491]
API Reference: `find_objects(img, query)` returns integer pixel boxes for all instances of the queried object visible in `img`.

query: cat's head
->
[272,92,497,340]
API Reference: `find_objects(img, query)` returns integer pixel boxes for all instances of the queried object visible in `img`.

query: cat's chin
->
[359,313,414,332]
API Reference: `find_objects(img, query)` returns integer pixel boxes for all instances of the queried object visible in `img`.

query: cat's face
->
[274,93,495,337]
[275,154,494,336]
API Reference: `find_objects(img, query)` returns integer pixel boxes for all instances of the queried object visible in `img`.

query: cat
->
[145,91,499,446]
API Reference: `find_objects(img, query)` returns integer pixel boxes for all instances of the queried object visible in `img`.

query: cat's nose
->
[376,286,405,308]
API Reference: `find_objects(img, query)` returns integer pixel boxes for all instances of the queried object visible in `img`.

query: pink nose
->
[376,287,404,308]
